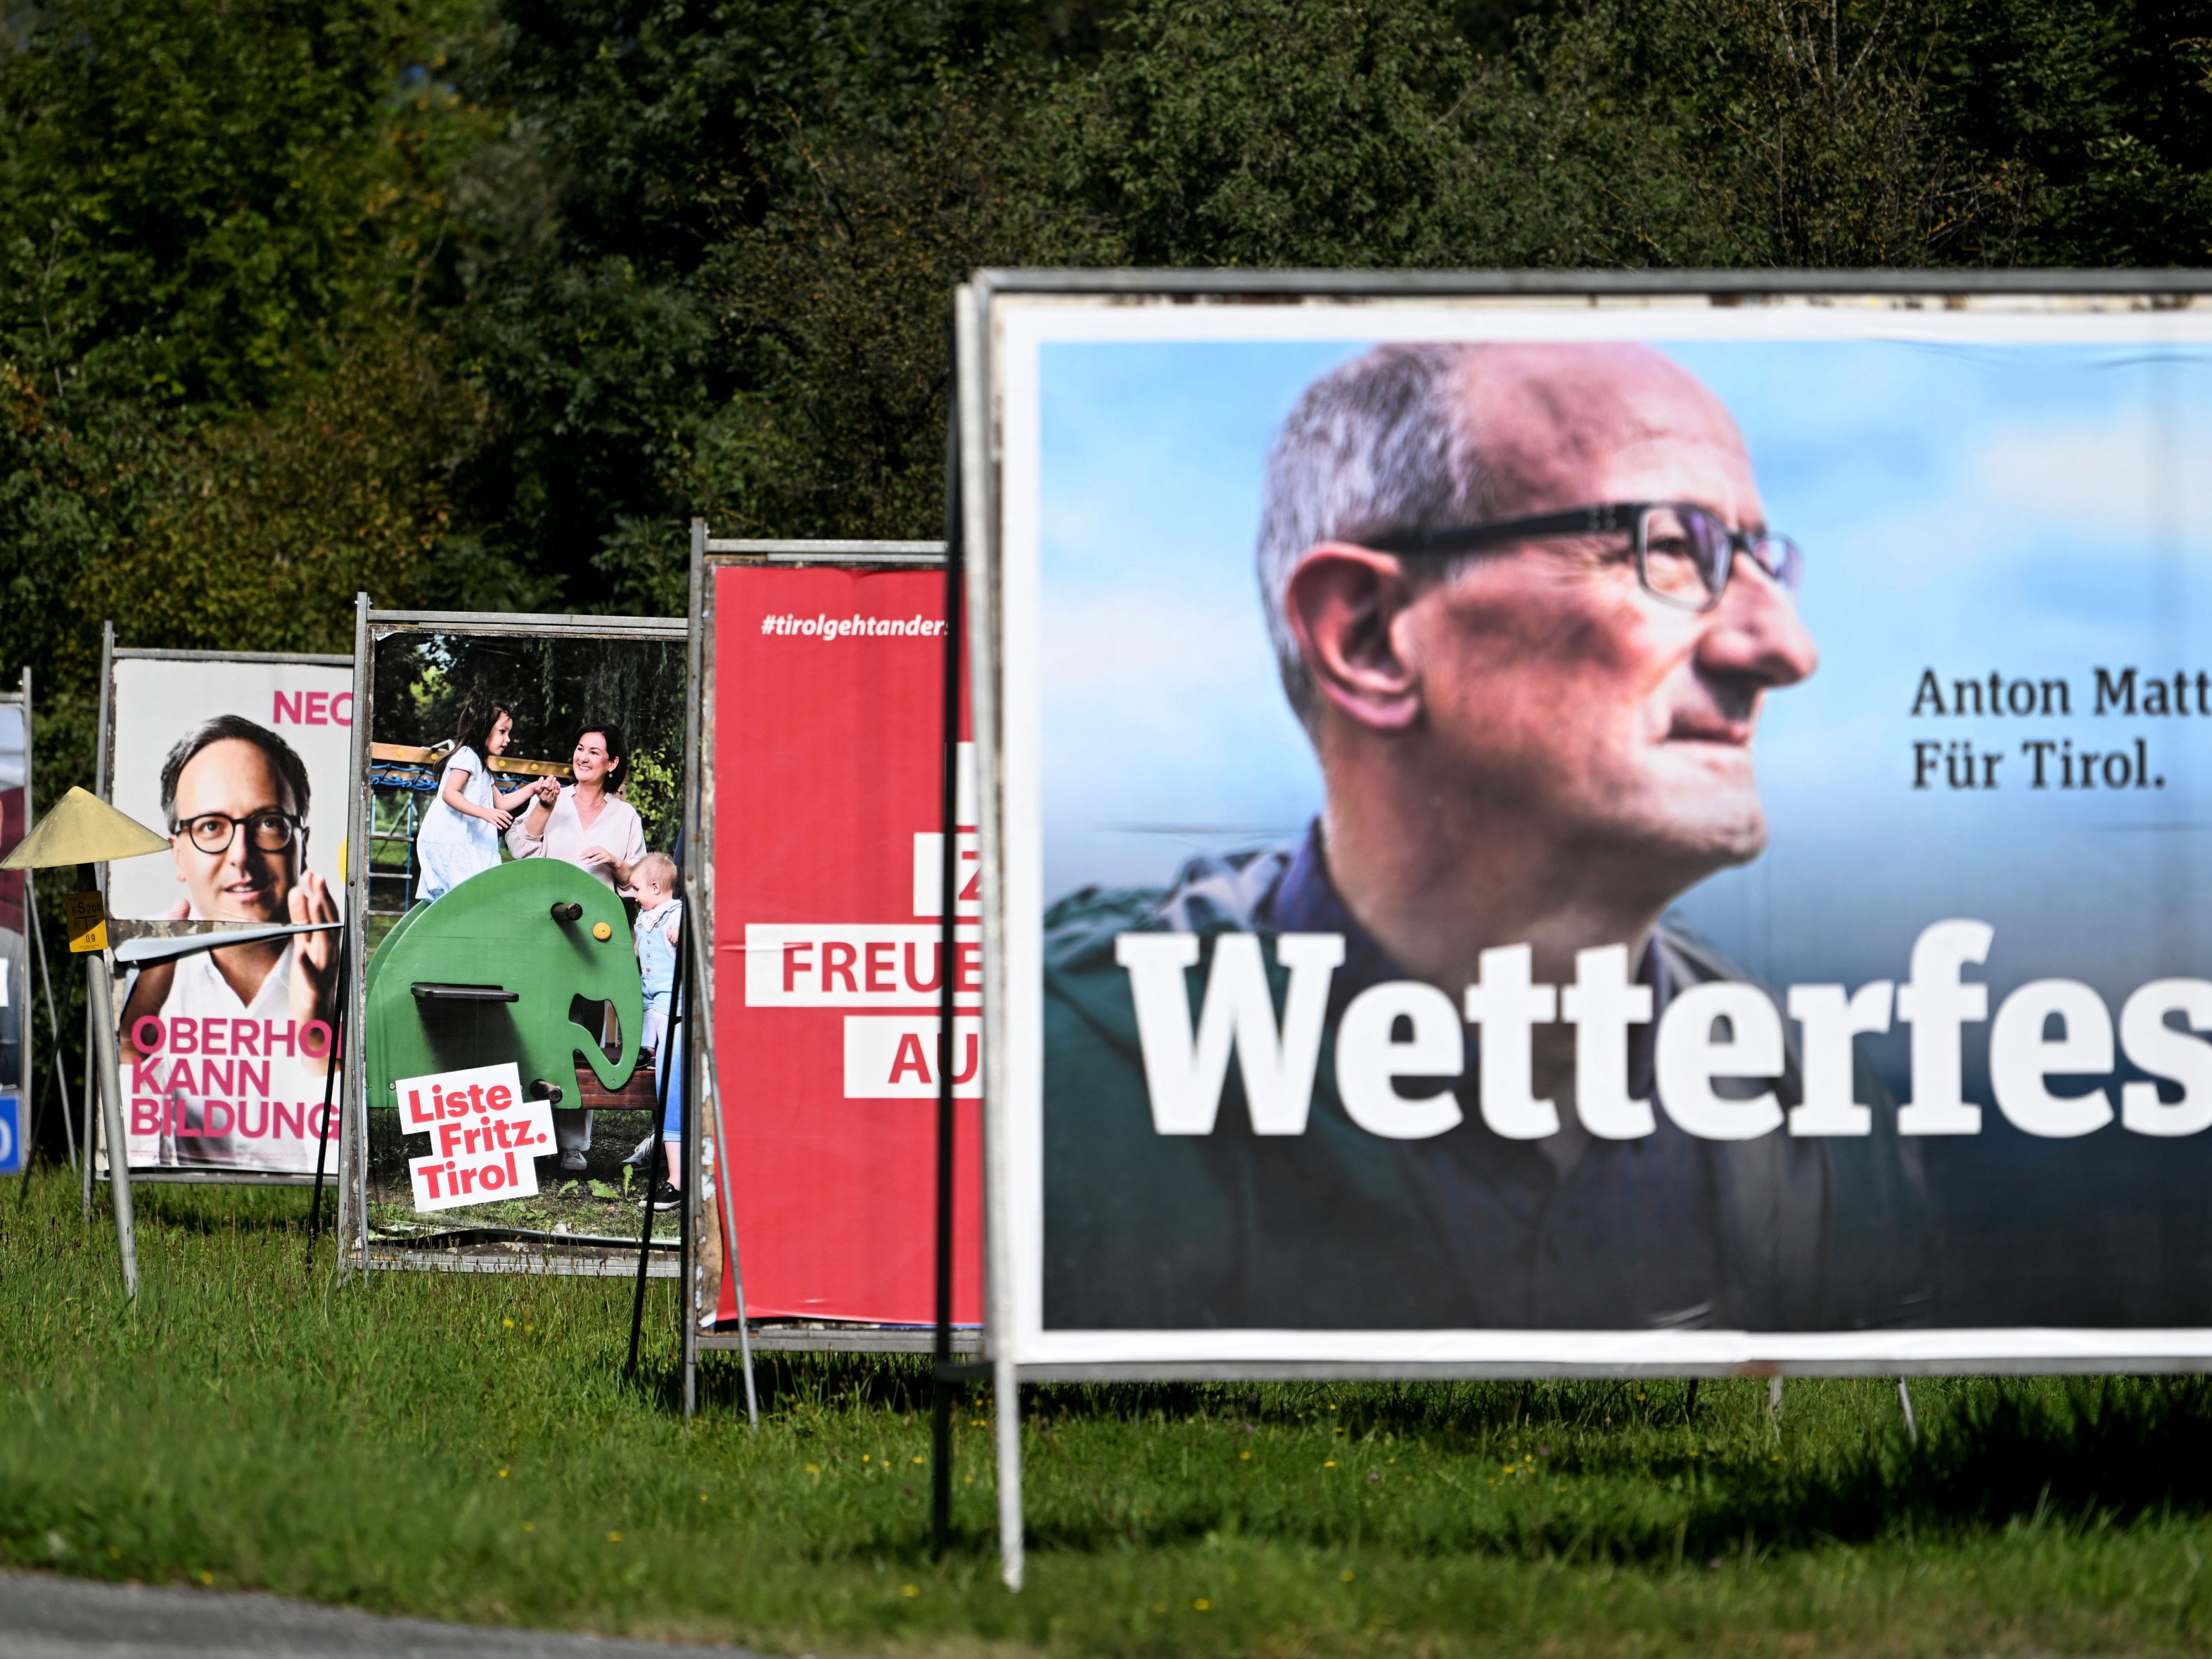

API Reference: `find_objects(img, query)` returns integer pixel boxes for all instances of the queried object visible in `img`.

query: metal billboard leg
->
[683,903,756,1428]
[84,954,137,1298]
[27,888,75,1173]
[995,1355,1023,1591]
[81,1002,96,1219]
[305,946,349,1269]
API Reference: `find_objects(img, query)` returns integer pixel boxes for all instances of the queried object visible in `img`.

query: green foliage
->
[78,333,475,655]
[434,0,1042,607]
[0,0,460,406]
[11,0,2212,1160]
[619,743,682,859]
[0,0,484,814]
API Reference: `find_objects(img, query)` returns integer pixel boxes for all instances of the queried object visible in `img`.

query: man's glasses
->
[1364,501,1802,612]
[172,810,302,855]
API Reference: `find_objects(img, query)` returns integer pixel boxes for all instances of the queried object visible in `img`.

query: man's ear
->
[1284,543,1422,731]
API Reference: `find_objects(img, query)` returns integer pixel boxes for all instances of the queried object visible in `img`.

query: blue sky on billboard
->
[1037,334,2212,1027]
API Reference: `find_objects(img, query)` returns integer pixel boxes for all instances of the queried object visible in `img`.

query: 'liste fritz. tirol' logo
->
[397,1061,556,1211]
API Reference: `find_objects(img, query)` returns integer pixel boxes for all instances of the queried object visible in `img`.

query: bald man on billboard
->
[1042,343,1935,1333]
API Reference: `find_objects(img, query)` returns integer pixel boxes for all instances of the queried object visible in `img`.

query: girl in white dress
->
[413,699,537,904]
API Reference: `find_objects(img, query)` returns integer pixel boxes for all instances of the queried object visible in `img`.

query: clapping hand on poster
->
[290,868,340,1076]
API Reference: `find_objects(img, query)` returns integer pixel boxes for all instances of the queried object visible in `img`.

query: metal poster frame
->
[1,668,34,1176]
[957,266,2212,1587]
[89,638,352,1189]
[684,525,980,1416]
[340,601,693,1286]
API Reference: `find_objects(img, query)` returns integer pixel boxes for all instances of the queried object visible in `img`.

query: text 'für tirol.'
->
[1908,667,2212,792]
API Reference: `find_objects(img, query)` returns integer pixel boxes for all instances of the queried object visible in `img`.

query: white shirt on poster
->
[124,947,333,1173]
[504,786,646,896]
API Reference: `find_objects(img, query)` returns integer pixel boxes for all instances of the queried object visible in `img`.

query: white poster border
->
[340,605,692,1276]
[969,272,2212,1378]
[686,537,983,1373]
[93,642,352,1188]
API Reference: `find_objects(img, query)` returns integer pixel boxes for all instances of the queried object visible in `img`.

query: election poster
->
[0,688,27,1171]
[966,275,2212,1373]
[351,616,691,1255]
[701,556,983,1326]
[104,650,352,1177]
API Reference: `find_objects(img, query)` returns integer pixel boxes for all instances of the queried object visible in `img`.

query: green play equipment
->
[365,859,643,1108]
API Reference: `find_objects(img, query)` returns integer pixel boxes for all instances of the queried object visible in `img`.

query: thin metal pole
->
[626,902,686,1385]
[84,947,138,1298]
[27,883,75,1172]
[1897,1378,1919,1445]
[995,1354,1024,1590]
[304,944,349,1266]
[931,322,966,1556]
[81,1002,96,1218]
[680,521,706,1425]
[953,286,1024,1591]
[86,624,111,1222]
[678,981,693,1422]
[338,591,371,1279]
[689,899,757,1428]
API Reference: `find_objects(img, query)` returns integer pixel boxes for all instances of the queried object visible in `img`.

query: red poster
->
[712,563,982,1324]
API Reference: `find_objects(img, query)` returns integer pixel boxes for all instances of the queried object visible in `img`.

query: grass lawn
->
[6,1170,2212,1657]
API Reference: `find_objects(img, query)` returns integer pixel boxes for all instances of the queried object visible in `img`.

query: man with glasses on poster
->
[1044,342,1935,1333]
[118,716,340,1170]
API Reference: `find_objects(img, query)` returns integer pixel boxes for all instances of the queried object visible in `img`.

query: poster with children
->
[357,620,691,1250]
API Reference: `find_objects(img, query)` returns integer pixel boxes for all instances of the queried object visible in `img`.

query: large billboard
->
[104,650,352,1176]
[346,613,691,1261]
[965,276,2212,1373]
[701,556,982,1326]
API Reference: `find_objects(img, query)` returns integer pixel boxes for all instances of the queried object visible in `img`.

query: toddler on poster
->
[630,852,684,1211]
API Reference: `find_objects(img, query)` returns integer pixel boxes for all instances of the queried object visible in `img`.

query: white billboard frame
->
[684,527,979,1421]
[957,265,2212,1591]
[90,631,354,1189]
[338,598,696,1288]
[961,268,2212,1387]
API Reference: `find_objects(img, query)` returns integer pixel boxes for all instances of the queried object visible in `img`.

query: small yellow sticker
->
[592,921,613,940]
[64,890,108,954]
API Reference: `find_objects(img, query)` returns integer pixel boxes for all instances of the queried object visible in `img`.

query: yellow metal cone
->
[0,786,170,870]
